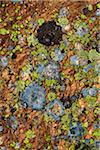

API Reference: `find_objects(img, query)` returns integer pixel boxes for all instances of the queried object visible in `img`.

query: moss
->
[85,96,97,107]
[77,49,88,59]
[74,19,82,29]
[47,92,57,101]
[12,24,19,29]
[26,143,33,148]
[74,72,83,80]
[20,24,24,28]
[10,142,16,147]
[37,47,48,55]
[59,41,66,50]
[31,51,38,56]
[16,80,25,92]
[0,80,3,89]
[88,49,100,62]
[61,111,70,131]
[82,122,88,128]
[88,4,93,11]
[25,129,36,139]
[31,71,39,80]
[58,17,68,26]
[71,102,79,121]
[97,3,100,9]
[46,79,57,87]
[24,138,29,144]
[28,23,33,28]
[93,129,100,137]
[0,18,2,22]
[27,34,38,47]
[0,28,9,35]
[69,144,75,150]
[47,145,51,150]
[44,112,53,124]
[22,63,32,73]
[37,18,45,26]
[46,134,51,142]
[81,14,87,19]
[17,16,22,20]
[25,80,31,87]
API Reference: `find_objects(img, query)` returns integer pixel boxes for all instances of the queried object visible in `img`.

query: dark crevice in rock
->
[37,20,63,46]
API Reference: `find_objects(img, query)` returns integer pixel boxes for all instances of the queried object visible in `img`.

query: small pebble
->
[8,45,14,50]
[59,7,69,17]
[64,24,71,31]
[76,26,88,37]
[83,7,90,15]
[1,147,6,150]
[70,55,79,65]
[96,9,100,16]
[88,87,97,96]
[0,125,3,132]
[0,56,8,67]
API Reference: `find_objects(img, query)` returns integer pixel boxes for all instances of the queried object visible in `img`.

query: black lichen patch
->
[60,94,79,109]
[37,20,63,46]
[82,7,90,15]
[75,142,91,150]
[60,96,72,108]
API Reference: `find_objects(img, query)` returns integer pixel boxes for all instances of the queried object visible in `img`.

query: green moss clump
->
[47,92,57,101]
[37,18,45,26]
[61,111,70,132]
[16,80,25,92]
[0,28,9,35]
[25,129,36,139]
